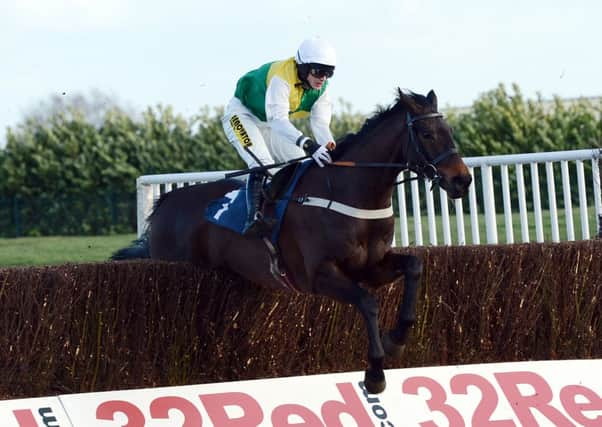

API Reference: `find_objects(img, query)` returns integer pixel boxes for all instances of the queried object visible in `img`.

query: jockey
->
[222,36,337,237]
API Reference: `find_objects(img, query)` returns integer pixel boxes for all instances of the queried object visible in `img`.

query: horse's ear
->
[398,88,418,110]
[426,90,438,110]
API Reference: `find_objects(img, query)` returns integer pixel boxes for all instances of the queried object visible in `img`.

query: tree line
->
[0,83,600,237]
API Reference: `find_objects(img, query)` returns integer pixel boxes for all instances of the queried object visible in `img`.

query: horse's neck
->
[333,121,404,208]
[350,115,404,162]
[331,166,398,208]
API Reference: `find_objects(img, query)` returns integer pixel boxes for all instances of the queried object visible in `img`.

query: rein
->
[330,111,456,186]
[224,154,310,179]
[330,160,419,185]
[224,112,455,187]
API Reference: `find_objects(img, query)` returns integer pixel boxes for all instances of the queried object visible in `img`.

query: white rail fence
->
[136,148,602,246]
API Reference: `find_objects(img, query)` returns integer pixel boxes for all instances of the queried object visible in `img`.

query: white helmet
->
[295,37,336,67]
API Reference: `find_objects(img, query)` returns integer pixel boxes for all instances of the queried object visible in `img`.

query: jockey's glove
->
[297,137,332,168]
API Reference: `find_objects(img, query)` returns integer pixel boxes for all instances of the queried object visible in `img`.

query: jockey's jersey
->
[234,57,329,122]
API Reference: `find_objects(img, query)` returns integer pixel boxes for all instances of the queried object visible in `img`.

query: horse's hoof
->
[364,370,386,394]
[383,332,404,358]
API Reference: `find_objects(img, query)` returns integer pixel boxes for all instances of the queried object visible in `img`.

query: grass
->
[0,234,137,267]
[0,206,598,266]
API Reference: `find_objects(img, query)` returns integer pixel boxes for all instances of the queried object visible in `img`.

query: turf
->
[0,234,137,267]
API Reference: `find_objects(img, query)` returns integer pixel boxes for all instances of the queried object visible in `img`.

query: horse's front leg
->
[313,263,387,394]
[362,252,423,358]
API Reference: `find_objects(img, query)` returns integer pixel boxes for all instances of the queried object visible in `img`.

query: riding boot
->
[243,173,265,237]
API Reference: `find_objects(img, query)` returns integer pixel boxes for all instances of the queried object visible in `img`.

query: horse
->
[112,89,472,393]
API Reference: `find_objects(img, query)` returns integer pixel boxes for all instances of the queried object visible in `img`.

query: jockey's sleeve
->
[310,89,334,145]
[265,76,304,144]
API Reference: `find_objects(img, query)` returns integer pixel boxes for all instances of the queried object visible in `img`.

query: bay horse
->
[112,89,472,393]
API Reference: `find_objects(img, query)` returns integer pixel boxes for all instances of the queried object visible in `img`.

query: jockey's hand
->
[302,139,332,167]
[311,144,333,167]
[325,141,336,151]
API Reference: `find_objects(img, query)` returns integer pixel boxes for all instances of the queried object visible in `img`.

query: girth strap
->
[296,196,394,219]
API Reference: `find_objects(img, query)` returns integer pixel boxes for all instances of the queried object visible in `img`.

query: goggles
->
[309,67,334,79]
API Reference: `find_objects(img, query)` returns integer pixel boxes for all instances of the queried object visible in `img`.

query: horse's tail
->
[110,233,150,260]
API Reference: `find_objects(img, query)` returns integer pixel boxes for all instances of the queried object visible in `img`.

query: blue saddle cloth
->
[205,161,312,244]
[205,187,247,233]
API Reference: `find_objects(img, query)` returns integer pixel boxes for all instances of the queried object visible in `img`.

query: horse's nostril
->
[454,174,472,188]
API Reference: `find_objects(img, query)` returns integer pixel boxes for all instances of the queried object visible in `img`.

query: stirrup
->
[261,237,299,293]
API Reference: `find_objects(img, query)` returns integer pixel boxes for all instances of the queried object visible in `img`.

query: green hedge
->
[1,84,599,236]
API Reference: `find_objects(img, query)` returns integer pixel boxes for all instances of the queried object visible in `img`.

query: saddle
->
[205,161,312,243]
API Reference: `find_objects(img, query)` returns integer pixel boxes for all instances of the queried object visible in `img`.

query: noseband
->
[406,112,457,181]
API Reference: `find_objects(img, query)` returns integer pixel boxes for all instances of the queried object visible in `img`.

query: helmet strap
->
[296,63,311,89]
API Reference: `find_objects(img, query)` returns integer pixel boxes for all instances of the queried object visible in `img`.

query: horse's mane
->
[149,192,170,220]
[333,89,431,160]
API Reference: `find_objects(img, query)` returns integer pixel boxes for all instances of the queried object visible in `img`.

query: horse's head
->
[397,89,472,199]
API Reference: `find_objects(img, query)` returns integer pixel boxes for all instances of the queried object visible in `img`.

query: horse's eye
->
[420,131,434,140]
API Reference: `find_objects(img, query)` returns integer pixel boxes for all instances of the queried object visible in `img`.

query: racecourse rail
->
[136,148,602,245]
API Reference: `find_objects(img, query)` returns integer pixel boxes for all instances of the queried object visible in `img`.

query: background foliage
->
[446,83,601,155]
[0,83,600,237]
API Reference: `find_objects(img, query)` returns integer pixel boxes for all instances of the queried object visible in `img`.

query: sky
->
[1,0,601,146]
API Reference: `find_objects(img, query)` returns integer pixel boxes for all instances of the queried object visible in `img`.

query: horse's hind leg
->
[382,254,422,358]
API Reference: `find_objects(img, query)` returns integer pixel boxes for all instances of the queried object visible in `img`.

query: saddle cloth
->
[205,187,247,234]
[205,161,312,244]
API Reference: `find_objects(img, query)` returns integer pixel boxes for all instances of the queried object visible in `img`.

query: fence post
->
[593,154,602,238]
[576,160,590,239]
[468,167,480,244]
[530,163,544,242]
[560,161,575,241]
[482,165,498,243]
[136,178,155,237]
[396,176,409,246]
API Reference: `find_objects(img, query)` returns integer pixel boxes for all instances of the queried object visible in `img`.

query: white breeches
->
[222,97,305,168]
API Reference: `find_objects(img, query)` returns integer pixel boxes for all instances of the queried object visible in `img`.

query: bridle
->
[405,112,457,181]
[327,111,458,185]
